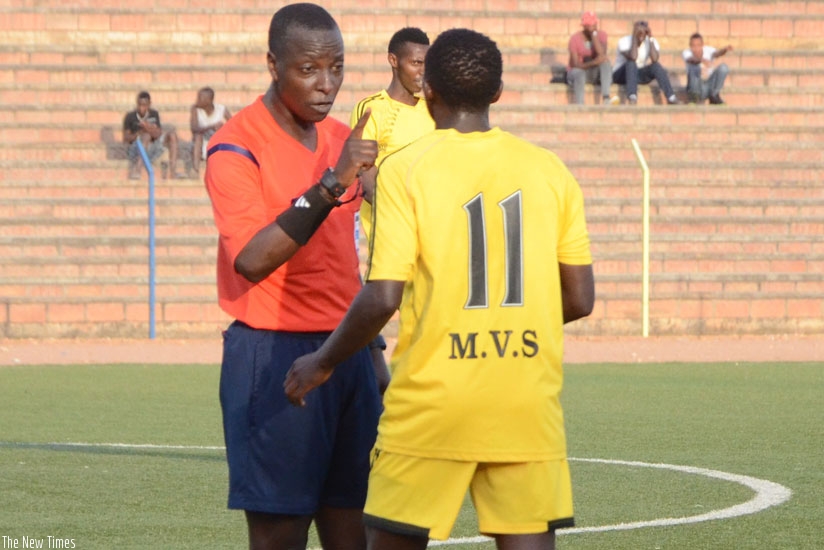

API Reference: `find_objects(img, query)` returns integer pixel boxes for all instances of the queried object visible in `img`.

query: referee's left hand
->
[284,353,334,407]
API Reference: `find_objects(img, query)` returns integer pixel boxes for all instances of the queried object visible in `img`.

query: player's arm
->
[369,337,391,395]
[559,263,594,323]
[284,279,403,406]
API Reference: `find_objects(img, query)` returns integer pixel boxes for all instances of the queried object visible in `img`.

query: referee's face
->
[269,27,345,124]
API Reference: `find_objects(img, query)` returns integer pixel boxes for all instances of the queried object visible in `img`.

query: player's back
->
[369,127,591,460]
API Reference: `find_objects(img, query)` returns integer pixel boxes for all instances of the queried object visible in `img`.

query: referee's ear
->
[266,50,279,83]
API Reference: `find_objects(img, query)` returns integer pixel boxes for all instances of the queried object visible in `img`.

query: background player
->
[349,27,433,386]
[349,26,434,239]
[285,28,595,550]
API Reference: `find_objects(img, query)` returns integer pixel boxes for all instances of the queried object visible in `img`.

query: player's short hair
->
[424,29,502,112]
[690,32,703,42]
[268,3,339,59]
[137,90,151,102]
[388,27,430,55]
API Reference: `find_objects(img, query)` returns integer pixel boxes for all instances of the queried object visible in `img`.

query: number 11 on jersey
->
[462,191,524,309]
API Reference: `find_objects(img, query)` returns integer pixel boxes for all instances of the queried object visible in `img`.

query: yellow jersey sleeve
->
[555,154,592,265]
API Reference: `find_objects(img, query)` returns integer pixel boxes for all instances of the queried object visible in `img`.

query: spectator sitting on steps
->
[567,10,617,105]
[613,20,680,105]
[683,33,733,105]
[190,87,232,177]
[122,90,184,180]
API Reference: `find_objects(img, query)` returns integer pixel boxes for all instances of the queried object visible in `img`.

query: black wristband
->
[276,184,337,246]
[368,334,387,351]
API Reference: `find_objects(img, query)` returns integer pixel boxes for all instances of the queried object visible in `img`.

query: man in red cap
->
[567,11,616,105]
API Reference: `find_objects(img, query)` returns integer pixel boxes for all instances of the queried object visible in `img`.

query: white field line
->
[2,443,792,546]
[2,441,225,451]
[430,457,793,546]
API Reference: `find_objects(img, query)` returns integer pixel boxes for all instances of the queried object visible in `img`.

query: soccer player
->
[349,27,432,387]
[350,26,434,240]
[285,28,595,550]
[204,4,382,549]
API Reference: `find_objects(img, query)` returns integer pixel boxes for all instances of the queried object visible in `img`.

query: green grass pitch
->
[0,361,821,549]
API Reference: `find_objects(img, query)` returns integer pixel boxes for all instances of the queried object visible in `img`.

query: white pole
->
[630,139,650,338]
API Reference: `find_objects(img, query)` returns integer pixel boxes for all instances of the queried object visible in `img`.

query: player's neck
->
[436,111,490,133]
[386,80,418,106]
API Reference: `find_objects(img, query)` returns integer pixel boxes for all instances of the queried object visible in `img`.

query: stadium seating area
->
[1,1,822,338]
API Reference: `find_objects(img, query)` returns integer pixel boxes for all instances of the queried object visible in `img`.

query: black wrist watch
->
[319,168,346,199]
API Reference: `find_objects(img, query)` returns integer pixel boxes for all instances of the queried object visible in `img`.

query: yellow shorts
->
[363,449,574,541]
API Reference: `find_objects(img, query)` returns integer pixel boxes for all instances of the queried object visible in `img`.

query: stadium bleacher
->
[1,1,822,338]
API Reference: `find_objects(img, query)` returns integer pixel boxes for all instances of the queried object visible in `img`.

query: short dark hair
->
[268,3,339,58]
[690,32,703,41]
[424,29,502,112]
[199,86,215,100]
[388,27,429,55]
[137,90,151,102]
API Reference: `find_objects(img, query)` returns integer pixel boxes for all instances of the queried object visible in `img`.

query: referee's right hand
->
[335,109,377,187]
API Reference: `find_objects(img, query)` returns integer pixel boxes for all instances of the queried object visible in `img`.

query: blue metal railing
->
[134,139,157,339]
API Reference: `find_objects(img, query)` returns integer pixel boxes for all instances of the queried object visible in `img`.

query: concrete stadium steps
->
[0,235,217,263]
[585,197,824,219]
[0,197,214,220]
[3,39,823,93]
[3,0,822,338]
[1,156,820,197]
[3,5,824,50]
[6,55,824,86]
[0,293,231,339]
[4,125,824,167]
[0,215,214,238]
[0,178,206,200]
[5,74,820,112]
[4,0,823,15]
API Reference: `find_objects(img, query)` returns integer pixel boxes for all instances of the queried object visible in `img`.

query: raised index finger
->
[349,108,371,140]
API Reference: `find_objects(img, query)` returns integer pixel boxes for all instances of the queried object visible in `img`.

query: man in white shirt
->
[190,87,232,176]
[613,21,679,105]
[683,32,733,104]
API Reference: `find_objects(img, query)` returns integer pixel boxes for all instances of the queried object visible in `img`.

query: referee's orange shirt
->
[205,96,363,332]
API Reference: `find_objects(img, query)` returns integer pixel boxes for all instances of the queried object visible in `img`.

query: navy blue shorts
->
[219,321,382,515]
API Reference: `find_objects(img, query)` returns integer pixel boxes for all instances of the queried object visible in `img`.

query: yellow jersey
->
[367,127,592,461]
[350,90,434,239]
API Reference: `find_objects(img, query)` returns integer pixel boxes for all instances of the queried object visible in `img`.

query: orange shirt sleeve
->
[205,146,266,266]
